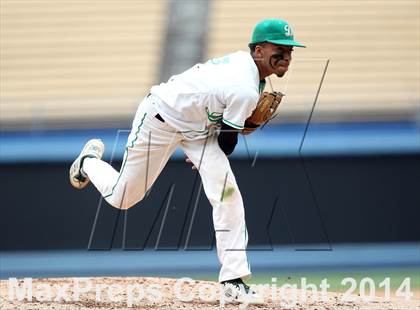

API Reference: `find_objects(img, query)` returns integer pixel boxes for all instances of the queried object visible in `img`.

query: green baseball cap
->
[250,18,305,47]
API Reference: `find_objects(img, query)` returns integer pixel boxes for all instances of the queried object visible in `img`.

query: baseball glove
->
[242,91,284,134]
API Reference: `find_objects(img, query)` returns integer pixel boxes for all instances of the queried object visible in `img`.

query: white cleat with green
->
[69,139,105,189]
[221,278,264,306]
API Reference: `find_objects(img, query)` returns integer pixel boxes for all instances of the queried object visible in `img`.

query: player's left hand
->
[242,91,284,135]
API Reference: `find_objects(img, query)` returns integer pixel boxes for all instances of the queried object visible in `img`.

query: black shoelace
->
[223,278,251,293]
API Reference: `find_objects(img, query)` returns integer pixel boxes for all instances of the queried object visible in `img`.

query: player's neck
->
[252,57,270,80]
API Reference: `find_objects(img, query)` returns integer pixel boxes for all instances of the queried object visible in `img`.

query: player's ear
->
[254,45,264,60]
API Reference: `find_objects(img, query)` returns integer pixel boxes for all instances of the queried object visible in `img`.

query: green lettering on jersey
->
[210,56,230,65]
[205,107,223,123]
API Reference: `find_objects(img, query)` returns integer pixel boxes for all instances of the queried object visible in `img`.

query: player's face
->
[255,43,293,78]
[268,44,293,77]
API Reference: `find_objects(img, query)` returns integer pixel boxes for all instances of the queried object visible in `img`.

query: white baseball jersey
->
[150,51,263,133]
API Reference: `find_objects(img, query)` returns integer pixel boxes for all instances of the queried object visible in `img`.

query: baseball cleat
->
[221,278,264,305]
[69,139,105,189]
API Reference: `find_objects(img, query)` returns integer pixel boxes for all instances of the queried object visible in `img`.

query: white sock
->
[83,157,119,196]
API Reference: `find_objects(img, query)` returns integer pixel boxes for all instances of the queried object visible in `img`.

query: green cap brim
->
[267,39,306,48]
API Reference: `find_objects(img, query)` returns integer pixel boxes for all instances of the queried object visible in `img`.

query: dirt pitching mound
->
[1,276,418,309]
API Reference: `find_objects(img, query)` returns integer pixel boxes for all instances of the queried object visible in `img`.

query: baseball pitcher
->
[69,18,305,304]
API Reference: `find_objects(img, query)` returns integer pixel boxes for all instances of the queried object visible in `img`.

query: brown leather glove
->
[242,91,284,135]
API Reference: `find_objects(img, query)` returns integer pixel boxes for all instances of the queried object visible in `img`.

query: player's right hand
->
[185,157,197,170]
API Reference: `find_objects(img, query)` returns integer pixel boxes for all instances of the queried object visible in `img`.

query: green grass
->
[249,268,419,292]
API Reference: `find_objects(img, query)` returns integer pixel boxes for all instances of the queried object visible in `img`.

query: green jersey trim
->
[222,118,244,129]
[259,79,266,94]
[103,112,147,199]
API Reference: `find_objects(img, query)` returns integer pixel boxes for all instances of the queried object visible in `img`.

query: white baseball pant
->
[83,94,251,282]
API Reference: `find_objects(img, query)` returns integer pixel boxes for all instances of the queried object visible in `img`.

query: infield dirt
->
[1,276,418,309]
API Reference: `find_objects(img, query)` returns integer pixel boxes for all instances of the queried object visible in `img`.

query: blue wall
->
[0,121,419,250]
[1,121,419,163]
